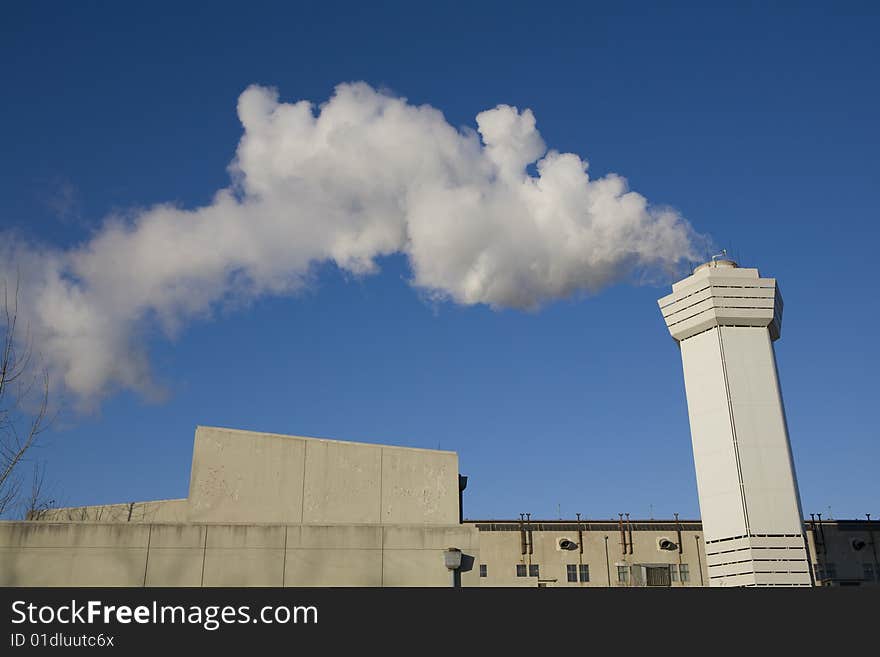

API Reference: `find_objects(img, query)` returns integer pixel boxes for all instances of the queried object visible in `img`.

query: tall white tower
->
[658,258,813,587]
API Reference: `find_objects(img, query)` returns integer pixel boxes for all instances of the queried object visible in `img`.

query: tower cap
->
[694,258,738,273]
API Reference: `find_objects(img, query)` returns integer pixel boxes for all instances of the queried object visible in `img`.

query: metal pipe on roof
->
[577,512,584,556]
[626,513,633,555]
[526,513,533,556]
[604,535,611,586]
[674,512,682,555]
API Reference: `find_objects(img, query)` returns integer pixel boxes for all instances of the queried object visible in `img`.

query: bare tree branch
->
[0,273,55,519]
[0,371,49,491]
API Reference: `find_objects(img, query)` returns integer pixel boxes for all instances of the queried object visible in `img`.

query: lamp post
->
[444,547,462,588]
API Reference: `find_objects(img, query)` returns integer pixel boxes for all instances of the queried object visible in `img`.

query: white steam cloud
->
[2,82,704,403]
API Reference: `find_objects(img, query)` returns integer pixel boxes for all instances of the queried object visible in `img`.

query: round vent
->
[558,538,578,551]
[657,537,678,551]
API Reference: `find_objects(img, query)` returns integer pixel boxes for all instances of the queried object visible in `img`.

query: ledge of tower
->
[658,264,783,342]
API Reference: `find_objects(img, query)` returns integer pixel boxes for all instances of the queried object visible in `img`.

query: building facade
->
[1,425,877,587]
[0,426,481,587]
[472,517,878,587]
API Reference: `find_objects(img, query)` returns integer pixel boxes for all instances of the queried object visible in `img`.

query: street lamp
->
[444,547,462,588]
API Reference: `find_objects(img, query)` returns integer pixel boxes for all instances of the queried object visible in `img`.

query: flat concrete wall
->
[187,426,459,525]
[0,523,152,587]
[34,499,189,523]
[680,327,748,541]
[6,427,474,587]
[0,522,480,587]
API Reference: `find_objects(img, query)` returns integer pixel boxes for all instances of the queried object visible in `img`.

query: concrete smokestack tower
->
[658,257,812,587]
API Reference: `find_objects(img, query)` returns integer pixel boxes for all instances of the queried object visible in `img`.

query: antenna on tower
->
[710,249,728,266]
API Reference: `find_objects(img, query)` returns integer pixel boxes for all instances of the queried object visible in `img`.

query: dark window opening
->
[579,564,590,582]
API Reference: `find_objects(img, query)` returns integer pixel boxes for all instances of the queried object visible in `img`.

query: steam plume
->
[2,82,704,403]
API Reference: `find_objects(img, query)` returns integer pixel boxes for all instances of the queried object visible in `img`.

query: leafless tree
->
[24,461,55,520]
[0,276,53,518]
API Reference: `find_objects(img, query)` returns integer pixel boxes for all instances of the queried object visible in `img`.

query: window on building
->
[864,564,875,582]
[529,564,539,578]
[579,564,590,582]
[516,564,527,578]
[567,564,578,582]
[480,564,487,578]
[617,565,629,583]
[679,564,690,582]
[669,564,678,581]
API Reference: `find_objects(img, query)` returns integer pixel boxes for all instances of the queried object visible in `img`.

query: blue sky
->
[1,1,877,521]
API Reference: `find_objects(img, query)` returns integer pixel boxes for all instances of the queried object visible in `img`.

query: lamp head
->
[444,547,462,570]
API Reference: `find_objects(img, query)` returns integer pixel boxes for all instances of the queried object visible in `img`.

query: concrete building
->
[472,516,878,587]
[658,257,812,586]
[1,258,876,588]
[2,424,877,588]
[0,426,480,587]
[5,427,704,588]
[474,517,708,587]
